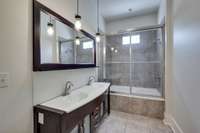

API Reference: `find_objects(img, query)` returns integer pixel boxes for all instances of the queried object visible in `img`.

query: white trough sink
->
[41,82,110,113]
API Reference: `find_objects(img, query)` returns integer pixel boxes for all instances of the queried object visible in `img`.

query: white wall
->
[106,13,158,34]
[164,0,174,124]
[0,0,33,133]
[165,0,200,132]
[33,0,105,105]
[158,0,166,24]
[173,0,200,132]
[33,69,97,104]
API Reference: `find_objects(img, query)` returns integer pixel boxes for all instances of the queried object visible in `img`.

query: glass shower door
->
[104,26,164,98]
[105,33,131,94]
[130,28,164,97]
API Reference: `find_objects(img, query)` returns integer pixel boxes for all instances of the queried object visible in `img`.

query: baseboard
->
[163,113,184,133]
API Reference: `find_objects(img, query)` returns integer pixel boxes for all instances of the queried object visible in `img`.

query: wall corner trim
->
[163,112,184,133]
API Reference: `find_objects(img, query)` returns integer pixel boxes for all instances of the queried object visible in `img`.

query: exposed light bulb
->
[75,36,80,45]
[96,36,100,43]
[111,47,114,51]
[114,49,118,53]
[96,32,101,43]
[75,15,82,30]
[47,23,54,36]
[75,20,82,30]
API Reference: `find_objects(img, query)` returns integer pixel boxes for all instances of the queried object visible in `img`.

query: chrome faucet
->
[63,81,74,96]
[88,76,96,85]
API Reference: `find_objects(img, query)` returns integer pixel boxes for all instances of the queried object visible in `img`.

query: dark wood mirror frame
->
[33,0,97,71]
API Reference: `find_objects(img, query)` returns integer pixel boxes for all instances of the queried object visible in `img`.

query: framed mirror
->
[33,0,96,71]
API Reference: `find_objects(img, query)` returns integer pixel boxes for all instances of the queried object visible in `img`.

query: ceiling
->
[100,0,161,22]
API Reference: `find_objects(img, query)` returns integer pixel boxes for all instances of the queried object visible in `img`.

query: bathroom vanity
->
[34,82,110,133]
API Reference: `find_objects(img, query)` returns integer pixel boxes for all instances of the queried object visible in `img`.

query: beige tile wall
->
[110,94,164,119]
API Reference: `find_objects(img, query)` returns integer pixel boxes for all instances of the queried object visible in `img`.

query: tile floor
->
[95,111,173,133]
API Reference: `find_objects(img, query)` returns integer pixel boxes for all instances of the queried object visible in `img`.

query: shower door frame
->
[103,24,165,98]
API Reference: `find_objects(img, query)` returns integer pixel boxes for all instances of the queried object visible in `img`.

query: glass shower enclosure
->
[103,26,165,98]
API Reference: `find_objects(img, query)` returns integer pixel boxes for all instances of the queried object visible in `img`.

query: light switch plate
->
[0,73,9,88]
[38,112,44,125]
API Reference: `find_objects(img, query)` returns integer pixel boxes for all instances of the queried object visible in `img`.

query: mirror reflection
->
[40,11,95,64]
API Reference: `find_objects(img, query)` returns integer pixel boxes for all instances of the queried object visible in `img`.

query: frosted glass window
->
[83,41,93,49]
[122,36,130,45]
[131,35,140,44]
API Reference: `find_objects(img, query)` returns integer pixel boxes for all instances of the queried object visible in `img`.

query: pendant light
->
[47,16,54,36]
[96,0,101,43]
[75,0,82,30]
[75,36,80,45]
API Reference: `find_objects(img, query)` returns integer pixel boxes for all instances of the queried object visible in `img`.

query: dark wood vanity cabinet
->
[34,90,110,133]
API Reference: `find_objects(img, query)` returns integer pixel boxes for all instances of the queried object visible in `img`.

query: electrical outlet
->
[38,112,44,125]
[0,73,9,88]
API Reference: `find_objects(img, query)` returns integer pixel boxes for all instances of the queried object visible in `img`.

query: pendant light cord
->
[50,15,53,24]
[50,16,52,23]
[77,0,79,15]
[97,0,100,32]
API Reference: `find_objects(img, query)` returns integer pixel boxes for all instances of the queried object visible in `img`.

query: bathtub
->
[110,85,162,98]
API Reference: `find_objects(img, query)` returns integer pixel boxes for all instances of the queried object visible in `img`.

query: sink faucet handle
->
[66,81,73,88]
[88,76,96,85]
[64,81,74,96]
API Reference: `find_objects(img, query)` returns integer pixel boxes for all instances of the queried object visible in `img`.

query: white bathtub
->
[110,85,162,98]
